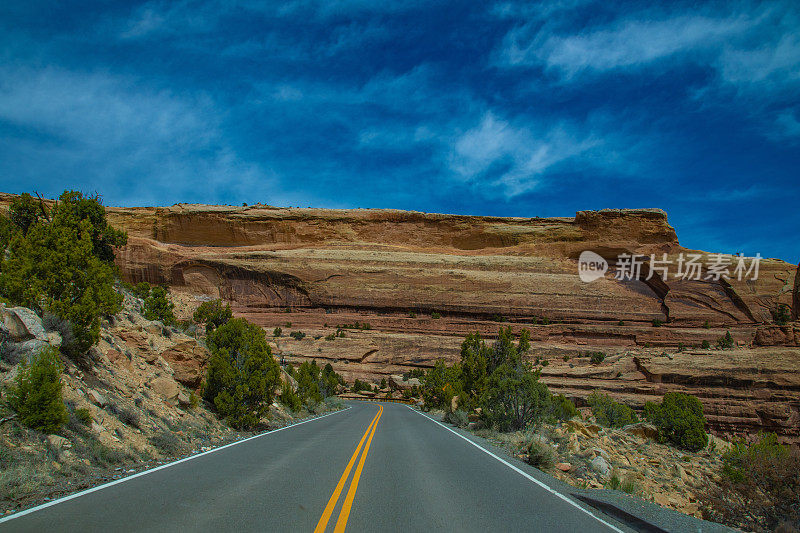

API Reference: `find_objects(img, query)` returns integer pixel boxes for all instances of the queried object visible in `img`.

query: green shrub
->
[443,409,469,428]
[717,331,734,349]
[0,191,125,357]
[75,407,93,425]
[526,440,555,469]
[202,318,281,429]
[142,286,177,326]
[279,381,302,411]
[588,351,605,364]
[421,360,462,411]
[701,340,711,349]
[192,299,232,333]
[708,433,800,531]
[273,327,282,337]
[643,392,707,451]
[480,364,550,431]
[5,347,68,433]
[652,319,663,327]
[703,320,711,329]
[772,304,792,325]
[294,360,322,405]
[149,430,187,457]
[549,394,578,421]
[289,331,306,340]
[587,391,638,428]
[133,281,151,300]
[618,320,625,326]
[431,312,441,319]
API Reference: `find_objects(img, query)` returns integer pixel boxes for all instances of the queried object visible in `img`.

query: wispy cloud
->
[447,112,601,197]
[0,67,275,205]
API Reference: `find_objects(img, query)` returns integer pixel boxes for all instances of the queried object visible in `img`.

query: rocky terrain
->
[0,290,331,515]
[429,407,733,523]
[0,195,797,445]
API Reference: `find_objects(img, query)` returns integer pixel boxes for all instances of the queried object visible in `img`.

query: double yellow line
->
[314,404,383,533]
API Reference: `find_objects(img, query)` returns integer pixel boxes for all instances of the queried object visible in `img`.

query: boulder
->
[590,456,611,476]
[150,376,180,402]
[555,462,572,472]
[177,391,191,408]
[144,322,164,335]
[3,338,49,365]
[87,389,107,407]
[160,340,210,388]
[0,306,47,342]
[106,349,133,372]
[47,434,71,450]
[623,422,659,441]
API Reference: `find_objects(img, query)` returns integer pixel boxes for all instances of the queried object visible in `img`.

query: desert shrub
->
[5,347,68,433]
[421,360,462,411]
[443,409,469,428]
[202,318,281,429]
[273,327,282,337]
[75,407,93,425]
[701,340,711,349]
[294,360,322,405]
[480,364,550,431]
[351,379,371,393]
[117,407,141,429]
[703,320,711,329]
[588,351,605,364]
[85,437,133,466]
[717,331,734,349]
[643,392,707,451]
[132,281,151,300]
[706,433,800,531]
[149,430,187,457]
[319,363,344,398]
[587,391,638,428]
[192,299,232,333]
[289,331,306,340]
[549,394,578,421]
[618,320,625,326]
[526,440,555,469]
[772,304,792,325]
[431,312,441,319]
[652,319,663,327]
[0,191,126,357]
[142,286,177,326]
[279,381,302,411]
[607,473,637,494]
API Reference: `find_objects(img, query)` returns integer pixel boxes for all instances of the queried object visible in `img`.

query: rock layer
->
[0,195,797,443]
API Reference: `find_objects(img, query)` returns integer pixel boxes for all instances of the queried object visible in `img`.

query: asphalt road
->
[0,401,630,532]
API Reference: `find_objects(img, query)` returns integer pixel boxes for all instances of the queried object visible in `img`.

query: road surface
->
[0,401,629,532]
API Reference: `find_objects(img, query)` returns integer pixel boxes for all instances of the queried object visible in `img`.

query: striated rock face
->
[0,195,797,443]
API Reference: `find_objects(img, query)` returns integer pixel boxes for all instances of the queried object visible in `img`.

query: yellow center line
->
[333,405,382,533]
[314,405,383,533]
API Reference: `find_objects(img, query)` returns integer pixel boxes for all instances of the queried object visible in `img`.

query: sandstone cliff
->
[1,195,797,444]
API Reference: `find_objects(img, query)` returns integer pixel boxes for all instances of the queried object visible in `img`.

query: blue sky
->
[1,1,798,263]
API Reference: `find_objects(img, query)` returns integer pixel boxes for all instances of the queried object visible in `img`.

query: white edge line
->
[0,406,352,524]
[407,406,625,533]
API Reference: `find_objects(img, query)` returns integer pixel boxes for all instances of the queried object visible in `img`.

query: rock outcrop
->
[0,195,797,443]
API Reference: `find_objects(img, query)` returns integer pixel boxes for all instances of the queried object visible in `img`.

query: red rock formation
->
[0,194,797,442]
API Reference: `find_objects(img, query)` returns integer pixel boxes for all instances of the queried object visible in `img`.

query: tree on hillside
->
[202,318,280,429]
[0,191,127,357]
[193,299,232,333]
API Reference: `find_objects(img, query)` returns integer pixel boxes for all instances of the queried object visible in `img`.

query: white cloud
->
[500,14,748,75]
[495,2,800,139]
[448,112,600,197]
